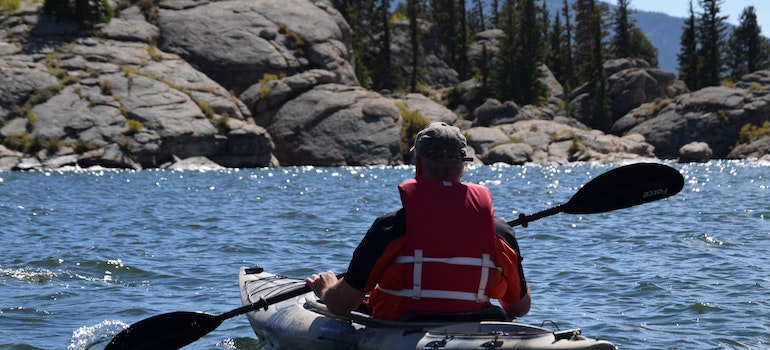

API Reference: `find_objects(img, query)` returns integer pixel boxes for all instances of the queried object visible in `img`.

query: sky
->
[627,1,769,35]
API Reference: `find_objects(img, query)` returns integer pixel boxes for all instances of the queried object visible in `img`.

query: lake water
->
[1,160,768,349]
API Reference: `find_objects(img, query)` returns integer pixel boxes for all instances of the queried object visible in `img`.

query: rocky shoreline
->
[1,0,769,171]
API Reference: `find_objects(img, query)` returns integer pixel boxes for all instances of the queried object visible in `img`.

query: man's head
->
[412,122,471,180]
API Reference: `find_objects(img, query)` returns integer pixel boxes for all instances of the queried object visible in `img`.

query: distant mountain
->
[544,0,685,74]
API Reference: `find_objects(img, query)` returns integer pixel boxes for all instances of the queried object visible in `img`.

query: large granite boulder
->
[624,84,770,159]
[256,84,402,166]
[570,58,688,127]
[157,0,356,93]
[0,7,275,170]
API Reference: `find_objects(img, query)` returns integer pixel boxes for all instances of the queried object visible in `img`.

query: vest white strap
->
[392,255,498,268]
[389,251,499,303]
[378,287,491,303]
[412,249,423,299]
[477,254,491,301]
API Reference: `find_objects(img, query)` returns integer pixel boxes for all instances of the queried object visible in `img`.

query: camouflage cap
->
[412,122,472,162]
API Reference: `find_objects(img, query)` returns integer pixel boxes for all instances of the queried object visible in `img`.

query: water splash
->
[68,320,128,350]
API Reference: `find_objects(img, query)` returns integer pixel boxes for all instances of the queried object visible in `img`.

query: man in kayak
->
[307,122,531,321]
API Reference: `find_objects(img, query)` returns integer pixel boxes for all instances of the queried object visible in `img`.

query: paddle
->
[507,162,684,227]
[104,267,327,350]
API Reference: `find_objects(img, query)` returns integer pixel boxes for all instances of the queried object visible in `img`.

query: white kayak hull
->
[239,266,617,350]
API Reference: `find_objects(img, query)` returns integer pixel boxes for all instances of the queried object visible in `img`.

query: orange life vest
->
[375,178,504,315]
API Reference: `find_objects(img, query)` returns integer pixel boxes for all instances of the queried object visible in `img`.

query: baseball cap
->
[411,122,473,162]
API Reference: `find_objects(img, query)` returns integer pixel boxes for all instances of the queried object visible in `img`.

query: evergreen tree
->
[696,0,728,87]
[628,27,659,67]
[407,0,423,92]
[677,1,699,90]
[546,10,564,83]
[334,0,375,88]
[429,0,471,80]
[512,0,547,105]
[728,6,770,80]
[371,0,396,92]
[573,0,611,131]
[610,0,632,59]
[469,0,487,34]
[490,0,500,29]
[573,0,603,84]
[492,0,518,101]
[457,0,470,80]
[560,0,576,94]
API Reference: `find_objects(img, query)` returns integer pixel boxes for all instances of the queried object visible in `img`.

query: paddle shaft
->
[507,204,565,227]
[219,284,311,320]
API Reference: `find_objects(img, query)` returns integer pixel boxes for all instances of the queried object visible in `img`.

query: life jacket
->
[375,178,503,315]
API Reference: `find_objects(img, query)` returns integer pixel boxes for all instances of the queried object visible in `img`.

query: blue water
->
[1,161,768,350]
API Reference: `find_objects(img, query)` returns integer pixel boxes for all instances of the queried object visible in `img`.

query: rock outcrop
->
[1,0,769,171]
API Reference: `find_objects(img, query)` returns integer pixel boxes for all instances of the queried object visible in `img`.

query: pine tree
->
[629,27,659,67]
[492,0,518,102]
[335,0,374,88]
[573,0,611,131]
[677,1,699,90]
[573,0,603,84]
[546,10,564,83]
[610,0,632,59]
[696,0,728,88]
[560,0,576,94]
[407,0,423,92]
[512,0,547,105]
[469,0,487,34]
[371,0,396,92]
[728,6,770,80]
[457,0,470,80]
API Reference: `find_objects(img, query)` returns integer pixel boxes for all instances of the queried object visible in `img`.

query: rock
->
[391,19,458,88]
[473,99,519,127]
[465,127,510,156]
[100,18,160,44]
[736,70,770,89]
[495,120,656,164]
[260,84,402,166]
[240,69,339,114]
[165,156,225,170]
[481,143,533,165]
[728,136,770,160]
[402,93,457,125]
[157,0,356,93]
[627,86,770,159]
[677,141,713,163]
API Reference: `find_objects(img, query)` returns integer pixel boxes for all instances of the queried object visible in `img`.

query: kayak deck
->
[239,266,617,350]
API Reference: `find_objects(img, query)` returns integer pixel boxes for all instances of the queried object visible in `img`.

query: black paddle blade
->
[564,162,684,214]
[105,311,222,350]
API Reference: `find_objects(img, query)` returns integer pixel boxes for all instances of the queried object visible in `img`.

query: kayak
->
[239,266,618,350]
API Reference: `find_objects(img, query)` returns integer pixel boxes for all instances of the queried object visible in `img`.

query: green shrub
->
[567,135,582,155]
[211,113,230,135]
[0,0,21,11]
[748,82,765,91]
[125,119,143,134]
[737,121,770,144]
[198,102,214,118]
[2,132,44,153]
[43,0,113,26]
[396,100,430,160]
